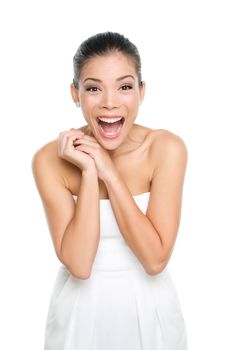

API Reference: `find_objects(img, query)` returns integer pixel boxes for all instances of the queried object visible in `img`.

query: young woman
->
[32,31,188,350]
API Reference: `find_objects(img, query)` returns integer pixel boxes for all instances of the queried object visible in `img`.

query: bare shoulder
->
[31,139,65,193]
[32,139,60,176]
[148,128,188,167]
[32,138,58,163]
[32,137,82,195]
[32,124,88,178]
[134,124,188,153]
[31,138,70,188]
[148,128,188,149]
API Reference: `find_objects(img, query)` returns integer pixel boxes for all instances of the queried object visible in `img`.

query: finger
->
[73,135,99,145]
[59,131,83,152]
[75,144,94,157]
[70,128,84,133]
[73,138,100,148]
[61,132,84,145]
[65,133,81,152]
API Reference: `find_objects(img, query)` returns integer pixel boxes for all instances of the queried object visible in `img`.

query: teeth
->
[98,117,123,123]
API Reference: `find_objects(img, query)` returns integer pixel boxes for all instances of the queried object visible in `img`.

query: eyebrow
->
[83,75,135,83]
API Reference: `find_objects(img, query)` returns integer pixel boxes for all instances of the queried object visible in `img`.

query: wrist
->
[103,167,120,187]
[82,167,98,178]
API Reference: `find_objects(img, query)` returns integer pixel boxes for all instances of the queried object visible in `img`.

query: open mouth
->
[97,116,125,139]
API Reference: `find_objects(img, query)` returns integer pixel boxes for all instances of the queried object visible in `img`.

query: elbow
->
[70,269,91,280]
[146,244,173,276]
[145,259,168,276]
[59,251,91,280]
[66,262,91,280]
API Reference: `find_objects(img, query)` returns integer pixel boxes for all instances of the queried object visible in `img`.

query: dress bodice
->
[73,192,150,272]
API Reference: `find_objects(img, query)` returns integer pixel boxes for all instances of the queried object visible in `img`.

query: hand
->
[73,132,116,182]
[58,128,96,173]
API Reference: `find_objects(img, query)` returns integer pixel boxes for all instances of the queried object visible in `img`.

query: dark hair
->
[73,31,142,89]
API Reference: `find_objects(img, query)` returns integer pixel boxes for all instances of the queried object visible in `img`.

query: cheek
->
[81,96,99,117]
[82,94,100,107]
[124,95,139,110]
[121,94,132,101]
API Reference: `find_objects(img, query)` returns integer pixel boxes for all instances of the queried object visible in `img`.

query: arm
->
[61,169,100,279]
[103,133,188,275]
[32,143,100,280]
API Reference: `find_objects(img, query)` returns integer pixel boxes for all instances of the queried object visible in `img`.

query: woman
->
[32,31,188,350]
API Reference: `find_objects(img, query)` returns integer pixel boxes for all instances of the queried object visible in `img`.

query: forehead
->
[80,52,137,81]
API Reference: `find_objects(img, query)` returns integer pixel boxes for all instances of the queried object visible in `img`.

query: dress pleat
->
[44,192,188,350]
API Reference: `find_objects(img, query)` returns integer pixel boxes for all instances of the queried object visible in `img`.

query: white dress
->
[44,192,188,349]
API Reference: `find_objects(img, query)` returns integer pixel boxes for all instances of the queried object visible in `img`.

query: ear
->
[139,81,146,104]
[70,83,80,103]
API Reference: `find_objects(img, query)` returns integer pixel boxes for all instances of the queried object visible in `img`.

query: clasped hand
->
[58,128,115,182]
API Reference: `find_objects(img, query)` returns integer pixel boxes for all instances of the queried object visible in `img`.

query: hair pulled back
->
[73,31,142,89]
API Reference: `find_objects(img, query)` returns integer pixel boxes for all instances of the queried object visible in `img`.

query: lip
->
[96,115,125,140]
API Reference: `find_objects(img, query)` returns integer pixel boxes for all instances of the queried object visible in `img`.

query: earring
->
[76,101,80,108]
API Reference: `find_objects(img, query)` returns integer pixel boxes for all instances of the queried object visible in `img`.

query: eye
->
[85,86,100,92]
[120,84,133,91]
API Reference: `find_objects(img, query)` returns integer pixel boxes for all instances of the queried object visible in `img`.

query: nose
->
[100,90,119,110]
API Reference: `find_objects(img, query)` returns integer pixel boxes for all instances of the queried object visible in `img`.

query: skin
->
[70,51,145,159]
[32,51,188,279]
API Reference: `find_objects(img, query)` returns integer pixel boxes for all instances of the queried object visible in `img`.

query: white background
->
[0,0,232,349]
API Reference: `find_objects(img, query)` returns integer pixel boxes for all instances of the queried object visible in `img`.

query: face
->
[71,51,145,150]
